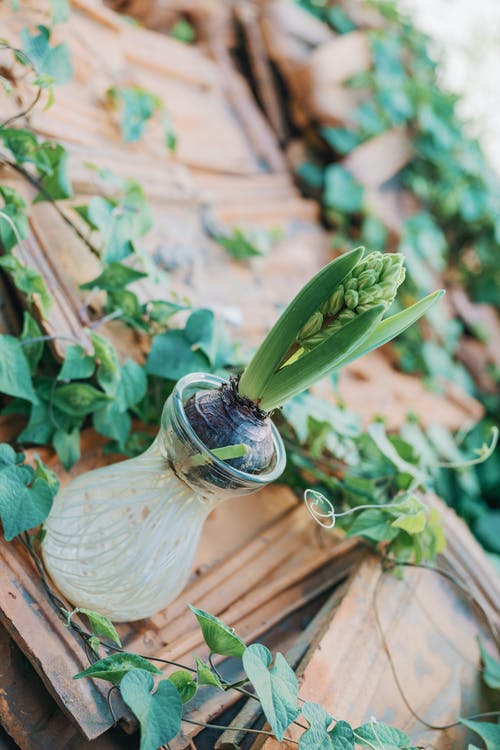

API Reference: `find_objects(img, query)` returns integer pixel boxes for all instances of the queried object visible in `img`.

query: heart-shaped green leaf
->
[168,670,197,703]
[242,643,299,741]
[189,606,245,657]
[73,653,160,684]
[121,669,183,750]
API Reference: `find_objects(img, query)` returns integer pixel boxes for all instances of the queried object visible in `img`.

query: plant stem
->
[182,718,299,744]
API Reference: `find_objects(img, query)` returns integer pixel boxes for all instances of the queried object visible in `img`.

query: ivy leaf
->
[120,669,183,750]
[75,608,122,647]
[87,197,134,262]
[74,653,161,684]
[0,186,29,252]
[108,86,162,143]
[89,332,121,395]
[20,25,73,85]
[0,449,56,540]
[33,143,73,202]
[459,719,500,750]
[300,703,354,750]
[50,0,70,24]
[478,638,500,689]
[0,254,53,317]
[79,262,148,291]
[53,427,80,470]
[21,312,43,375]
[168,670,197,703]
[57,345,95,381]
[194,655,223,688]
[346,509,399,543]
[118,358,147,409]
[242,644,299,741]
[53,383,109,417]
[18,400,53,445]
[189,606,246,657]
[323,165,364,213]
[0,335,39,403]
[354,721,410,748]
[146,329,209,381]
[93,402,131,448]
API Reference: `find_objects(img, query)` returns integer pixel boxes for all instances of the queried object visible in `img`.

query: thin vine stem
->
[182,717,299,744]
[0,42,43,128]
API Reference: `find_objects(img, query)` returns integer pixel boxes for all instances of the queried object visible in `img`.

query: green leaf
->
[75,609,122,646]
[58,345,95,381]
[21,312,43,375]
[170,18,195,43]
[20,25,73,85]
[79,262,147,291]
[194,655,223,688]
[258,305,384,411]
[299,703,354,750]
[119,358,147,408]
[391,509,427,535]
[368,423,424,483]
[93,402,130,448]
[87,197,134,262]
[346,509,399,543]
[354,721,410,749]
[0,335,38,403]
[324,165,364,213]
[33,143,73,202]
[33,456,59,494]
[459,719,500,750]
[74,653,160,684]
[242,644,299,741]
[238,248,364,402]
[321,127,362,155]
[0,186,29,252]
[108,86,162,143]
[120,669,183,750]
[53,383,109,417]
[53,427,80,470]
[0,451,56,540]
[189,606,245,657]
[89,332,121,395]
[146,329,209,380]
[18,400,53,444]
[168,670,197,703]
[0,255,53,317]
[478,638,500,690]
[333,290,445,370]
[50,0,70,24]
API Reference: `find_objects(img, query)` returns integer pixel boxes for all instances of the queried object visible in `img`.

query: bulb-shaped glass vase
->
[41,373,286,622]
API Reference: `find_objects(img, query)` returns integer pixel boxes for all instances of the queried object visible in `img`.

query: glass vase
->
[41,373,286,622]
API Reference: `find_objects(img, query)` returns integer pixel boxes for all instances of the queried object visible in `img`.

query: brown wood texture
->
[249,499,500,750]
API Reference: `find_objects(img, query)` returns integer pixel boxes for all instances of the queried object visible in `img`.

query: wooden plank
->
[342,128,414,188]
[0,625,136,750]
[251,503,499,750]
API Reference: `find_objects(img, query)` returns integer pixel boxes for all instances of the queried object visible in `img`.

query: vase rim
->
[172,372,287,486]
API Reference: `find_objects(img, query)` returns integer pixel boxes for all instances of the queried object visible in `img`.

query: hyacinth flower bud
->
[292,251,406,357]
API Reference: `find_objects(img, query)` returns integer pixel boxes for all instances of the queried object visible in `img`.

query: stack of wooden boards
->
[0,1,498,748]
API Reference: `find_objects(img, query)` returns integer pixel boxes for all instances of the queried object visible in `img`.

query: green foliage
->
[0,444,58,540]
[168,670,197,703]
[478,638,500,690]
[299,703,354,750]
[242,644,299,741]
[80,262,148,291]
[73,608,122,647]
[0,255,53,317]
[73,653,160,683]
[49,0,70,25]
[459,719,500,750]
[216,226,282,262]
[170,19,195,44]
[107,86,177,151]
[0,185,29,251]
[195,655,223,688]
[189,605,246,657]
[0,335,39,404]
[323,165,364,213]
[120,669,183,750]
[20,25,73,85]
[354,720,412,748]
